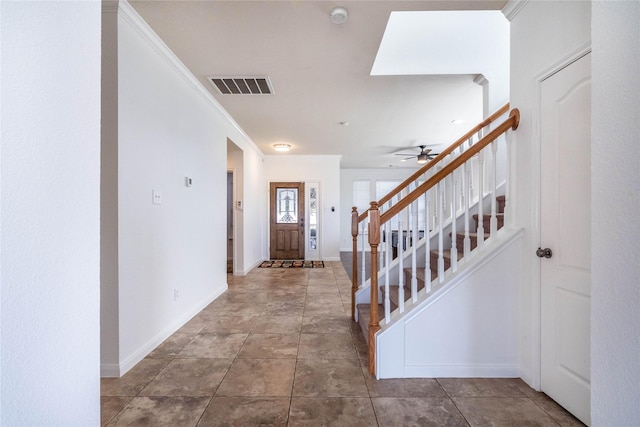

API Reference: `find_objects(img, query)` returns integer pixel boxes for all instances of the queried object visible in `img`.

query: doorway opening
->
[227,171,234,273]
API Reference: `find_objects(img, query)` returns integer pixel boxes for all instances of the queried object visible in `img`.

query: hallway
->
[101,262,582,426]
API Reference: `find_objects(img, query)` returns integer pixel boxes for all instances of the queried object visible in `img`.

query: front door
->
[540,53,591,426]
[270,182,305,259]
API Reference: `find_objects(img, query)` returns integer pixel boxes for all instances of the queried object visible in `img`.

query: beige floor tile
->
[372,397,469,427]
[298,333,357,359]
[261,301,305,316]
[178,333,247,359]
[237,333,299,359]
[199,316,256,334]
[139,358,233,396]
[105,396,210,427]
[531,394,586,426]
[453,397,562,426]
[438,377,527,398]
[215,358,296,397]
[147,333,196,359]
[364,372,446,398]
[101,358,171,396]
[101,396,132,427]
[252,315,303,334]
[301,315,351,334]
[196,397,289,427]
[288,397,377,427]
[293,358,368,397]
[214,302,267,317]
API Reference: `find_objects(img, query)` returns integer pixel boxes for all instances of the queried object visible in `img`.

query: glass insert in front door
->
[276,188,298,223]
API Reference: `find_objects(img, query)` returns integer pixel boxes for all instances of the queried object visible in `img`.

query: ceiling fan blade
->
[394,153,417,157]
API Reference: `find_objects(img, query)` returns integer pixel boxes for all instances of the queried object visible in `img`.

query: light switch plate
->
[152,190,162,205]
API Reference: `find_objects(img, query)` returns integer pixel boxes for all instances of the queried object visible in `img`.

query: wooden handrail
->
[357,103,510,223]
[380,109,520,225]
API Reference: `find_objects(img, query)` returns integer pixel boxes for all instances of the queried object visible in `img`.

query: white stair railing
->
[356,108,520,376]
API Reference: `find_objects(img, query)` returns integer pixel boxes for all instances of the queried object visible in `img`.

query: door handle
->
[536,247,553,259]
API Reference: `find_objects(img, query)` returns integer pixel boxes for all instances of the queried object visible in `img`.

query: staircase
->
[349,105,521,378]
[356,195,506,342]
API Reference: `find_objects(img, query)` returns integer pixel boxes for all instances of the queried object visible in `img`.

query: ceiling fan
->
[395,145,439,164]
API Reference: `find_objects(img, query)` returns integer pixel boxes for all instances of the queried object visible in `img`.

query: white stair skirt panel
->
[376,228,523,379]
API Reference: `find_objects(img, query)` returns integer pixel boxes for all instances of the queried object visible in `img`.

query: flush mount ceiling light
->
[273,143,291,152]
[330,7,348,24]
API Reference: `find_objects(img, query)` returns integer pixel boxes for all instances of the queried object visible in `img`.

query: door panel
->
[270,182,305,259]
[540,53,591,426]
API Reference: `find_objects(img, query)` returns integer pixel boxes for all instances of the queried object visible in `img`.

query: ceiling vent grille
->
[208,76,274,95]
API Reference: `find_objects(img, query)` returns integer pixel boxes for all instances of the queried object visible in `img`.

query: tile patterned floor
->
[101,261,584,426]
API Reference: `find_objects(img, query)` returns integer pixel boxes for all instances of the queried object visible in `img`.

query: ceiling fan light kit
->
[395,144,439,164]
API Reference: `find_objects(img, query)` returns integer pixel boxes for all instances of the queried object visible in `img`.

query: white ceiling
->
[129,0,509,169]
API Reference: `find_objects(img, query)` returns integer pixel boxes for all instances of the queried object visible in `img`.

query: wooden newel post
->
[368,201,381,375]
[351,207,359,321]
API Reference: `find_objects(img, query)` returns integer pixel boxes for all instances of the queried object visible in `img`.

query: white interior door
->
[540,53,591,426]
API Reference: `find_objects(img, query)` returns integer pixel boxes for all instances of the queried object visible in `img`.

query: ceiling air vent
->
[208,76,274,95]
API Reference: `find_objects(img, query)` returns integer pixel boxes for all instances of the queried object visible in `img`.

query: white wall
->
[377,232,522,379]
[591,2,640,425]
[101,2,265,376]
[506,0,591,389]
[264,155,341,260]
[339,168,417,251]
[1,2,101,425]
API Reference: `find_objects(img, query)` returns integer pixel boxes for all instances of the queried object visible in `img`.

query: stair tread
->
[357,303,384,322]
[452,231,490,238]
[430,249,464,261]
[356,303,384,344]
[472,212,505,219]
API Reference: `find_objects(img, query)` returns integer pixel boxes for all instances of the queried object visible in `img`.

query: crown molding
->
[111,1,263,157]
[502,0,529,22]
[102,1,119,14]
[473,74,489,86]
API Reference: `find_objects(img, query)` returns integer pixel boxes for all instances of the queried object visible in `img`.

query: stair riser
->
[473,214,504,231]
[430,252,452,272]
[456,234,479,251]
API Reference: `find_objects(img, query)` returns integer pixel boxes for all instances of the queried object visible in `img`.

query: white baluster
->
[476,150,485,247]
[505,133,512,226]
[384,222,391,322]
[360,220,366,288]
[425,191,432,293]
[490,140,498,236]
[397,220,405,313]
[411,200,419,302]
[463,161,471,257]
[437,181,445,282]
[451,168,458,272]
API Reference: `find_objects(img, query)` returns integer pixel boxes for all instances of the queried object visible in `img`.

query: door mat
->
[259,260,324,268]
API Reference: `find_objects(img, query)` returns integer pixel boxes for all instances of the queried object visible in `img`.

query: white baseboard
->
[100,284,227,378]
[401,363,520,379]
[100,363,121,378]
